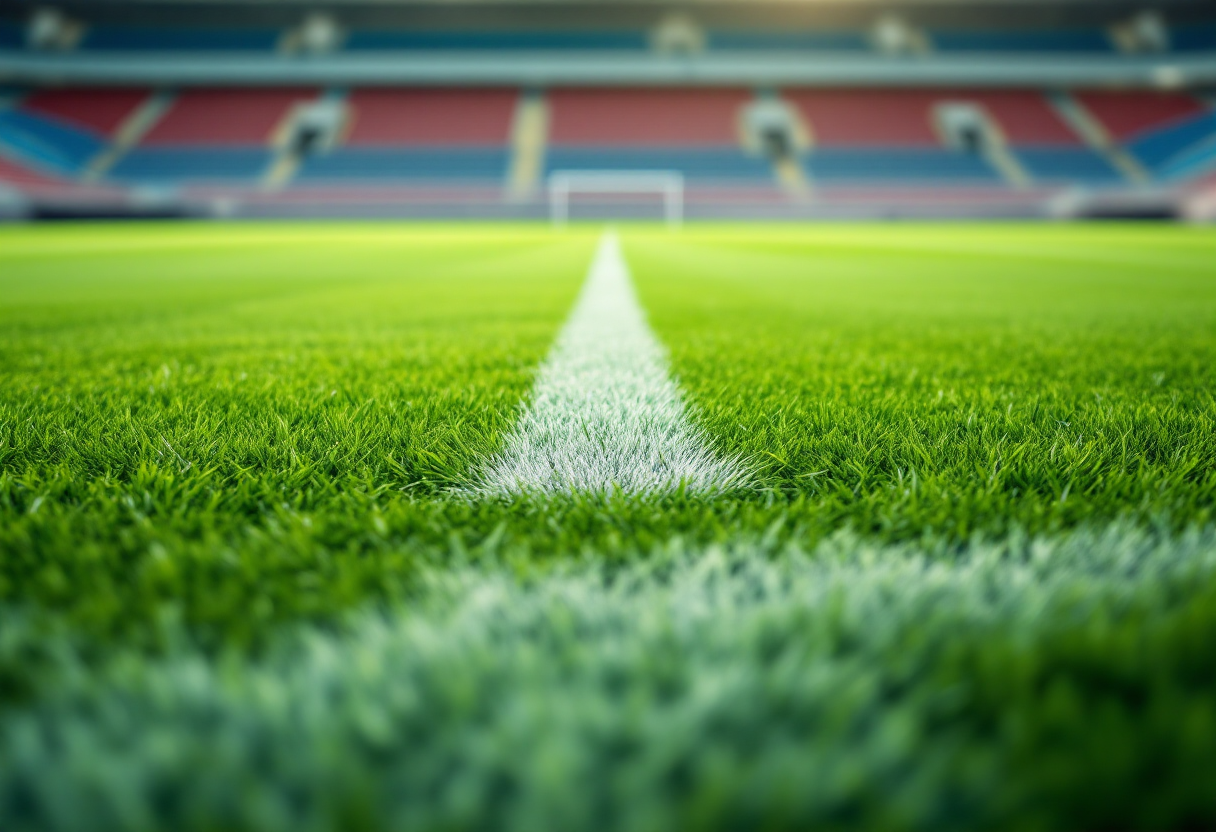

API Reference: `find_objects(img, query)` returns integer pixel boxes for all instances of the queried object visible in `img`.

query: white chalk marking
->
[471,231,747,496]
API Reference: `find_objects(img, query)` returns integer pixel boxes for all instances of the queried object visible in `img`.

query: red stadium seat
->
[1074,91,1208,141]
[548,88,750,147]
[344,89,518,146]
[20,89,149,138]
[140,89,319,146]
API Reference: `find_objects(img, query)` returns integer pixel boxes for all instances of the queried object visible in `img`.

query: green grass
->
[630,225,1216,535]
[1,221,1215,831]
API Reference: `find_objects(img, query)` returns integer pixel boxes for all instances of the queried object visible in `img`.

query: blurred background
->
[0,0,1214,221]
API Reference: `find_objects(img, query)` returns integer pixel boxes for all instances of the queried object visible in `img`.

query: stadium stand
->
[0,88,148,179]
[1171,22,1216,52]
[1129,112,1216,176]
[79,26,281,51]
[967,91,1081,145]
[784,89,941,146]
[928,28,1113,52]
[805,149,998,184]
[297,88,515,184]
[1072,91,1215,177]
[781,88,1133,186]
[139,89,312,144]
[548,88,748,146]
[0,20,23,49]
[110,147,276,183]
[1074,91,1208,140]
[299,147,510,182]
[109,89,315,183]
[784,90,998,184]
[0,109,106,174]
[970,91,1121,183]
[344,89,515,145]
[0,154,65,188]
[20,89,149,137]
[707,31,868,51]
[545,88,773,187]
[344,31,648,50]
[0,1,1213,217]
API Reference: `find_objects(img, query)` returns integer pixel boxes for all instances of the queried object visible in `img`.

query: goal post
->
[548,170,684,226]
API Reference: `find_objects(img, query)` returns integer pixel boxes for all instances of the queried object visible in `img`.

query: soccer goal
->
[548,171,684,226]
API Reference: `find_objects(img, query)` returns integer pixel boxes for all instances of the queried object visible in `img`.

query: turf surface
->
[1,222,1215,831]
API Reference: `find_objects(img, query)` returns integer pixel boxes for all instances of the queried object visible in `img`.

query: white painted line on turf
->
[471,231,748,496]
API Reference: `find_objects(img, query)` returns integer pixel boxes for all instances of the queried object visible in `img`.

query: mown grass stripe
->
[471,231,747,496]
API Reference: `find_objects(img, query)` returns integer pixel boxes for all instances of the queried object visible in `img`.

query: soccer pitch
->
[2,221,1216,831]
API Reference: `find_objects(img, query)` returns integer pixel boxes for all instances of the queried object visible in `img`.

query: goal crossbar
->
[548,170,684,226]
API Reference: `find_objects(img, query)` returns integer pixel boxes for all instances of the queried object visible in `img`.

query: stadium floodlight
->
[548,171,684,227]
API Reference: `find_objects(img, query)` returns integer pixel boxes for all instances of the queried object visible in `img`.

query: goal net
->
[548,171,684,226]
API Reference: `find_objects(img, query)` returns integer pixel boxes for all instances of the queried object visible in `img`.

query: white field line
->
[470,231,748,496]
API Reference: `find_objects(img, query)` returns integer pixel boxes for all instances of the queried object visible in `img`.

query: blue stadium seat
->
[296,148,509,182]
[1159,135,1216,180]
[930,29,1111,52]
[1171,23,1216,52]
[804,149,999,183]
[80,26,280,51]
[109,148,273,182]
[545,148,773,182]
[345,31,647,50]
[1014,148,1122,184]
[1128,111,1216,170]
[0,21,23,49]
[708,31,868,51]
[0,110,103,173]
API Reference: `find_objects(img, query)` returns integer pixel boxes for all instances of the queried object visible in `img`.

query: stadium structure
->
[1,0,1216,220]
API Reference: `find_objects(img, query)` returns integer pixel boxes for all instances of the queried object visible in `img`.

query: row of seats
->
[3,21,1215,53]
[0,147,1127,188]
[1,87,1212,189]
[15,86,1203,148]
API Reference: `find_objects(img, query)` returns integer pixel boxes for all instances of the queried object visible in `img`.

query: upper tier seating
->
[545,88,771,185]
[345,31,647,50]
[297,89,516,184]
[0,21,22,48]
[707,31,868,50]
[109,89,316,184]
[4,19,1214,55]
[929,29,1112,52]
[1171,22,1216,52]
[79,26,280,51]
